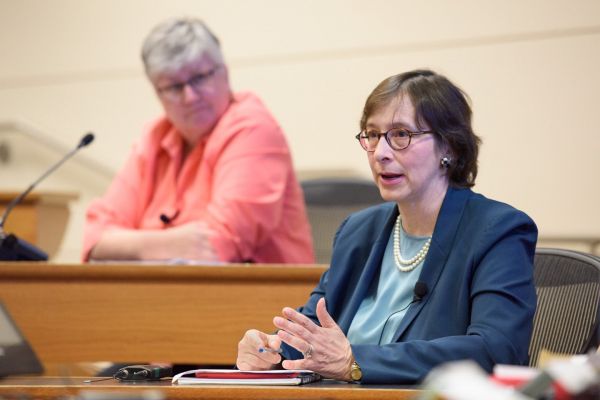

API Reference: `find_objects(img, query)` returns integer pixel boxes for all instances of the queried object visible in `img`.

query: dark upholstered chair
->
[528,248,600,366]
[301,178,384,264]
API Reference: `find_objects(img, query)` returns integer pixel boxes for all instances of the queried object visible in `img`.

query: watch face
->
[351,363,362,381]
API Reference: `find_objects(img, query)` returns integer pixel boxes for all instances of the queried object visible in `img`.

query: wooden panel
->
[1,203,37,243]
[0,192,78,258]
[0,262,327,366]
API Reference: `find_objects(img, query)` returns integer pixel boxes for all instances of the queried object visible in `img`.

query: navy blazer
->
[283,187,538,384]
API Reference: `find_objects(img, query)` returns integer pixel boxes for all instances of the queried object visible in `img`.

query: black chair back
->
[301,178,384,264]
[529,248,600,366]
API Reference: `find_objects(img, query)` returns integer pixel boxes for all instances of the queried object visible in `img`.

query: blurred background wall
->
[0,0,598,262]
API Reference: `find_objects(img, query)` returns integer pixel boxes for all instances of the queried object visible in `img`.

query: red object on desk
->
[490,371,570,400]
[194,371,302,379]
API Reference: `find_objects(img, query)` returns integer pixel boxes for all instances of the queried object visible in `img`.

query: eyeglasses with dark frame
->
[156,65,222,102]
[355,128,434,151]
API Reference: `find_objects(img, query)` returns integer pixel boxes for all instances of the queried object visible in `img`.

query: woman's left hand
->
[273,297,353,381]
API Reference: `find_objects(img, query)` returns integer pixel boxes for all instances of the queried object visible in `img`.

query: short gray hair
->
[141,17,224,79]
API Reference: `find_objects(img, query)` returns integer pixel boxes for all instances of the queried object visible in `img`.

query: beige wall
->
[0,0,599,262]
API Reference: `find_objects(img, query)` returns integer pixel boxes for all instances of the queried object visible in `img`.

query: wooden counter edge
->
[0,262,329,282]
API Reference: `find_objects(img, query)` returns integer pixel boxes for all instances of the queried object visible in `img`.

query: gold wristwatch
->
[350,360,362,381]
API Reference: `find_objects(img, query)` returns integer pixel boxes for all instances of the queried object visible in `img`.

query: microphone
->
[378,281,429,345]
[413,281,429,302]
[0,132,95,261]
[160,210,180,225]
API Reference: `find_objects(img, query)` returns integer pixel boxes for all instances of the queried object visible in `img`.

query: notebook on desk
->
[172,368,322,385]
[0,301,44,377]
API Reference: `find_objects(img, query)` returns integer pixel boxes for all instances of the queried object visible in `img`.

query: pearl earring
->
[440,157,451,168]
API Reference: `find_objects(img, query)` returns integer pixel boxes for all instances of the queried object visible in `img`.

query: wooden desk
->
[0,376,422,400]
[0,191,78,258]
[0,262,327,367]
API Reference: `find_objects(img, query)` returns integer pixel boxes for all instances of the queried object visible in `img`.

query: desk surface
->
[0,376,422,400]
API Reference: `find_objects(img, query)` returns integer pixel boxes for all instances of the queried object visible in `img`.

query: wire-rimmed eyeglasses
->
[156,65,222,102]
[355,128,434,151]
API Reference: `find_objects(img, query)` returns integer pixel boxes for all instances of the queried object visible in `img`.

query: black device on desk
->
[0,301,44,377]
[114,365,173,381]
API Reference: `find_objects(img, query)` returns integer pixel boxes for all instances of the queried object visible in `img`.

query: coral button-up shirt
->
[82,92,314,263]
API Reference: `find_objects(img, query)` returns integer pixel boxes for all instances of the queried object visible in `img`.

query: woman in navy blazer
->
[236,70,537,384]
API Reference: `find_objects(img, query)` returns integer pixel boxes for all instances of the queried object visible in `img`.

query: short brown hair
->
[360,69,481,188]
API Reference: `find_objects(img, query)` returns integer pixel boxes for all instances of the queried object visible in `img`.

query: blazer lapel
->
[391,187,472,342]
[338,206,399,333]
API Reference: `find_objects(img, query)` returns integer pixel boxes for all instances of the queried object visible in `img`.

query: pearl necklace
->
[393,216,431,272]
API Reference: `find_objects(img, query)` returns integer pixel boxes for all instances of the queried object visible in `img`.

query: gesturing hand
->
[273,297,353,381]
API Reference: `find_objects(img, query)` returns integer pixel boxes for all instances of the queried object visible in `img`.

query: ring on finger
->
[303,343,314,359]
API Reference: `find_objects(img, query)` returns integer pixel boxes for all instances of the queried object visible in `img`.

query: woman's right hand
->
[236,329,282,370]
[161,221,218,261]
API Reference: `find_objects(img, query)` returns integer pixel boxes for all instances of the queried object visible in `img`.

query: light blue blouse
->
[347,221,430,345]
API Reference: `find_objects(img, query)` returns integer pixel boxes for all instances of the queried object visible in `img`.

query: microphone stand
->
[0,133,94,261]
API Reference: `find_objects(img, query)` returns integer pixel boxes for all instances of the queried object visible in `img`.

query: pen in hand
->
[258,347,283,354]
